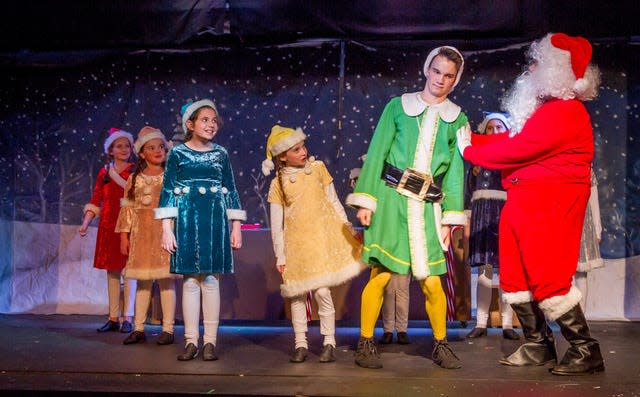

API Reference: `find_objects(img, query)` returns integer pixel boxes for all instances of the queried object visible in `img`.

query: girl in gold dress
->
[262,125,362,363]
[116,127,178,346]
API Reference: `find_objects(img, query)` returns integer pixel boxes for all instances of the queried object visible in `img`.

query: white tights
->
[291,287,336,349]
[574,271,588,311]
[182,274,220,347]
[475,265,513,329]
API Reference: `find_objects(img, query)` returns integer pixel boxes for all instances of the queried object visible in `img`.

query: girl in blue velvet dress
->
[155,99,245,362]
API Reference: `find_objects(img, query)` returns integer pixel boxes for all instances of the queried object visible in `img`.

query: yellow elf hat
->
[261,125,306,176]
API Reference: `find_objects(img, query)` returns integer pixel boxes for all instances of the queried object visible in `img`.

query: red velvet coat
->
[87,164,133,271]
[463,99,594,302]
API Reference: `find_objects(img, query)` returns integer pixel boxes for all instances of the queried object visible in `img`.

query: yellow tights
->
[419,275,447,341]
[360,268,447,341]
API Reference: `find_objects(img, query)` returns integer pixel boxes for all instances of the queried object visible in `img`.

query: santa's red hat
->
[550,33,592,80]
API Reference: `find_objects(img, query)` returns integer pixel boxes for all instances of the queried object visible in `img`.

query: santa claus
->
[458,33,604,375]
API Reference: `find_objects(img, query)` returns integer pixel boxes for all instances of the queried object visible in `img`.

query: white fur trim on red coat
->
[539,286,582,321]
[83,203,100,217]
[502,290,533,305]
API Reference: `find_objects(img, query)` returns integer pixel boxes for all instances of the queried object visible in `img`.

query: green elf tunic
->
[346,93,469,279]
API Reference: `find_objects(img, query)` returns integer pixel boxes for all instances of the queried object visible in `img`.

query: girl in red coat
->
[79,128,137,333]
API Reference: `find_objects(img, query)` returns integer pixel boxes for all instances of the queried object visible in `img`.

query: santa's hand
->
[456,125,472,156]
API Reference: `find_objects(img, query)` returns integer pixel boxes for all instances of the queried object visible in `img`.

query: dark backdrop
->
[1,40,638,257]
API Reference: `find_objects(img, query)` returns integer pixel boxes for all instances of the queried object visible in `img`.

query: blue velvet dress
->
[464,166,506,268]
[157,143,243,275]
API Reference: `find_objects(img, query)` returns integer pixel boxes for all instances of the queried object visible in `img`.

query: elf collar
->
[401,92,461,122]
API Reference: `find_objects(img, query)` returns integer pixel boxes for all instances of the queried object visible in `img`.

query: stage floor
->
[0,314,637,396]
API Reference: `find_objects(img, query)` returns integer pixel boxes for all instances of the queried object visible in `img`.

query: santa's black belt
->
[381,162,444,203]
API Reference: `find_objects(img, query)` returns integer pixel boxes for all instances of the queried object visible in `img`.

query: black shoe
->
[290,347,308,363]
[378,332,393,344]
[466,327,487,338]
[177,343,198,361]
[354,337,382,369]
[202,343,218,361]
[120,321,133,333]
[319,345,336,363]
[503,329,521,340]
[123,331,146,345]
[396,332,410,345]
[97,320,120,333]
[432,339,462,369]
[156,332,174,345]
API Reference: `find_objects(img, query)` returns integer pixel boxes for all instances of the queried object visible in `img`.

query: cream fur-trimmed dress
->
[268,160,362,298]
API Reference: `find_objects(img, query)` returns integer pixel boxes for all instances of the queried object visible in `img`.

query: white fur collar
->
[401,92,461,122]
[108,164,128,189]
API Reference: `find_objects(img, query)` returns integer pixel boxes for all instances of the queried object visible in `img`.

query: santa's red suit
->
[464,98,593,318]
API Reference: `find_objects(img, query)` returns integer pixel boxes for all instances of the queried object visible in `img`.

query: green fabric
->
[353,96,467,276]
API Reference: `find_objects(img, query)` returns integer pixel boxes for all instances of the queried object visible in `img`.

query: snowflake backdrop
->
[0,40,638,258]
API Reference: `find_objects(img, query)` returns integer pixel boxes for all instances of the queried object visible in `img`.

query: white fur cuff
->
[154,207,178,219]
[83,203,100,217]
[539,286,582,321]
[345,193,377,212]
[502,290,533,305]
[441,211,467,225]
[226,209,247,221]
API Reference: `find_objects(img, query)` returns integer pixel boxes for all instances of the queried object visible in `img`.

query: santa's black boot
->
[499,301,557,366]
[550,304,605,375]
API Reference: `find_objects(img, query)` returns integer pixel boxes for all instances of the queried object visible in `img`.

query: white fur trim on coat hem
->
[539,286,582,321]
[226,209,247,221]
[502,290,533,305]
[345,193,377,212]
[280,261,362,298]
[154,207,178,219]
[83,203,100,217]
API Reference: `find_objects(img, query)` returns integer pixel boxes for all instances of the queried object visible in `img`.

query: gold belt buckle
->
[396,167,433,201]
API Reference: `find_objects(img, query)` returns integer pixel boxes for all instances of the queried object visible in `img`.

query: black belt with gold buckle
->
[381,162,444,202]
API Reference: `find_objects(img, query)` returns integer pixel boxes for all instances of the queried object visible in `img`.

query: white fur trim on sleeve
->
[538,286,583,321]
[83,203,100,217]
[154,207,178,219]
[441,211,467,225]
[345,193,377,212]
[226,209,247,221]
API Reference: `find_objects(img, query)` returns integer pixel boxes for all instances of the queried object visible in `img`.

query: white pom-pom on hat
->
[573,78,589,95]
[262,158,275,176]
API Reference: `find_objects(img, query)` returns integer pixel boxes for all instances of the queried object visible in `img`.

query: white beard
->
[501,71,543,136]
